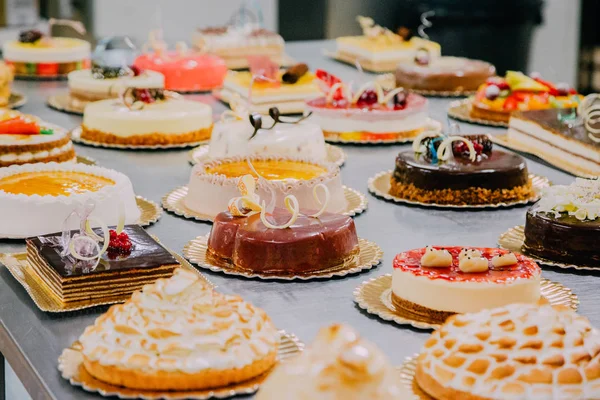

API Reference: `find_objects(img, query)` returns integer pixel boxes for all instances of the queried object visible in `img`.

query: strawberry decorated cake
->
[471,71,582,123]
[306,69,438,142]
[392,246,541,323]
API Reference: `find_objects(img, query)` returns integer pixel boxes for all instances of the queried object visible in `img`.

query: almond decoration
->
[459,248,482,260]
[459,256,489,273]
[420,246,452,268]
[492,252,518,268]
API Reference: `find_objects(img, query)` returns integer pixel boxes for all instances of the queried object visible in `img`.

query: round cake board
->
[447,99,508,127]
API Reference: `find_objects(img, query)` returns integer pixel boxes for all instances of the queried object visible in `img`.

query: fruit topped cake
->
[392,246,541,323]
[390,133,533,205]
[257,324,402,399]
[0,110,76,167]
[206,174,359,276]
[334,16,440,72]
[306,69,437,142]
[524,178,600,267]
[471,71,582,123]
[3,23,91,77]
[416,304,600,399]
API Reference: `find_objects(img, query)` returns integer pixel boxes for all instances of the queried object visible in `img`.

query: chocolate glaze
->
[207,209,359,275]
[27,225,178,277]
[524,205,600,266]
[393,149,529,190]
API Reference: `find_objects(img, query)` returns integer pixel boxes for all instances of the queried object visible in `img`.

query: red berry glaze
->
[356,89,378,108]
[107,229,132,254]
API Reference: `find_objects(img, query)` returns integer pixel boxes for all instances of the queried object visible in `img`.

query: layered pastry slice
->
[306,69,436,142]
[471,71,581,123]
[524,178,600,267]
[81,88,213,146]
[257,324,402,399]
[185,156,347,218]
[391,133,533,205]
[0,61,14,107]
[26,225,178,305]
[0,163,140,238]
[392,246,541,323]
[0,110,76,167]
[416,304,600,399]
[79,268,280,390]
[335,16,440,72]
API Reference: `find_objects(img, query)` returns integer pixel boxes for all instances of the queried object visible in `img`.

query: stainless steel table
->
[0,40,596,400]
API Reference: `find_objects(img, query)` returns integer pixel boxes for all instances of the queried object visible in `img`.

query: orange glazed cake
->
[78,268,280,391]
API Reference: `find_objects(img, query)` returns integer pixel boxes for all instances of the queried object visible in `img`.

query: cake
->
[0,163,140,238]
[0,111,76,167]
[67,67,164,110]
[3,29,90,77]
[390,133,533,205]
[208,107,328,161]
[392,246,541,323]
[26,225,179,305]
[257,324,402,399]
[134,34,227,92]
[524,178,600,267]
[508,99,600,176]
[0,61,14,106]
[185,156,347,219]
[78,268,280,390]
[416,304,600,399]
[220,63,321,114]
[306,69,437,142]
[395,56,496,93]
[471,71,582,123]
[334,16,440,72]
[81,88,213,146]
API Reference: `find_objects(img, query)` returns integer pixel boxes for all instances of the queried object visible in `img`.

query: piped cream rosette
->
[78,268,280,391]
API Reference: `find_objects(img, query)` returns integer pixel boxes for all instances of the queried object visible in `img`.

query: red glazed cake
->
[392,246,541,323]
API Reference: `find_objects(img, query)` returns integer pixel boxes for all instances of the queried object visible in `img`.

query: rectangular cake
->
[26,225,179,304]
[508,108,600,176]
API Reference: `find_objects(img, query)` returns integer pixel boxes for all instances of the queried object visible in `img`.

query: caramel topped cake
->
[257,324,403,399]
[416,304,600,399]
[0,171,114,196]
[206,159,327,180]
[391,133,533,205]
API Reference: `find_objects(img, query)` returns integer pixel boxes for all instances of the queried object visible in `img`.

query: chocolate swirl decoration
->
[119,87,181,110]
[248,107,312,140]
[577,94,600,142]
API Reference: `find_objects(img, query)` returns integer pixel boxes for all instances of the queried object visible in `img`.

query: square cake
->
[26,225,179,304]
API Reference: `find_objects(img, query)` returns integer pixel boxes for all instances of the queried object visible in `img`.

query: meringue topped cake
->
[524,178,600,266]
[417,304,600,399]
[392,246,541,323]
[391,133,532,205]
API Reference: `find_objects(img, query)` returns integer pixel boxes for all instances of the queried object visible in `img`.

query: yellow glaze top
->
[206,160,327,180]
[0,171,115,196]
[228,71,318,94]
[13,37,85,49]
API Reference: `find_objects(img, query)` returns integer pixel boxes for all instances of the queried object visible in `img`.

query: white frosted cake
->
[82,94,213,146]
[0,163,140,238]
[185,156,347,219]
[208,119,327,161]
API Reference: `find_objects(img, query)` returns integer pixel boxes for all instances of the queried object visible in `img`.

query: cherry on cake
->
[0,163,140,238]
[391,133,533,205]
[392,246,541,323]
[306,69,437,142]
[81,88,213,146]
[0,111,75,167]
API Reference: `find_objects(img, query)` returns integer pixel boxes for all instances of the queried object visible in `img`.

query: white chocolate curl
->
[535,178,600,221]
[308,184,330,218]
[412,131,443,153]
[577,94,600,142]
[492,253,518,268]
[437,136,477,162]
[459,257,489,273]
[326,82,349,104]
[420,246,452,268]
[260,196,299,229]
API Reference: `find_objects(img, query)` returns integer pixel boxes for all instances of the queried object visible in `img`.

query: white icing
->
[534,178,600,221]
[308,111,429,134]
[68,69,164,97]
[193,23,284,53]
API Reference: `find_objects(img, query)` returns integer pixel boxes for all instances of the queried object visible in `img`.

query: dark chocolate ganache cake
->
[390,134,532,205]
[523,178,600,266]
[207,208,359,276]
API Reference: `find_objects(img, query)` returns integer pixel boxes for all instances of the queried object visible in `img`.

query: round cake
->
[185,156,347,219]
[0,111,76,167]
[0,163,140,238]
[3,30,90,77]
[81,91,213,146]
[0,61,13,107]
[395,56,496,93]
[416,304,600,399]
[524,178,600,267]
[391,134,533,205]
[306,69,437,142]
[392,246,541,323]
[67,68,164,109]
[79,268,280,391]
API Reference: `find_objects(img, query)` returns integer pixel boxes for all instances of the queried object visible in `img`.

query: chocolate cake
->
[207,209,359,276]
[390,134,532,205]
